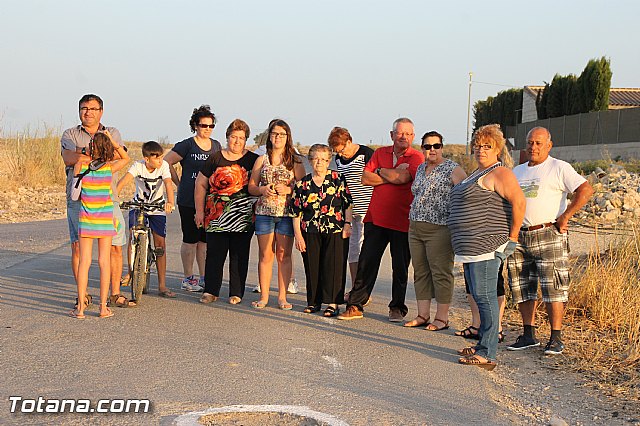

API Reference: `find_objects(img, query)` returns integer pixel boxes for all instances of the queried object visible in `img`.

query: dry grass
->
[563,225,640,398]
[0,126,66,190]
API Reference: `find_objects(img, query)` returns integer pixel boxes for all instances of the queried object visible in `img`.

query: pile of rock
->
[575,165,640,226]
[0,186,66,224]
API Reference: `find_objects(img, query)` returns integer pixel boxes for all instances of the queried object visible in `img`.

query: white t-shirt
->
[513,156,586,227]
[127,160,172,216]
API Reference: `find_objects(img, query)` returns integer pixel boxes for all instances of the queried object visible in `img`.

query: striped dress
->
[78,163,117,238]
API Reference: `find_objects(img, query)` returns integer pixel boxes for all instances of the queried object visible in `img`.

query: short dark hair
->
[225,119,251,140]
[79,94,103,109]
[421,131,444,144]
[142,141,164,158]
[189,105,217,133]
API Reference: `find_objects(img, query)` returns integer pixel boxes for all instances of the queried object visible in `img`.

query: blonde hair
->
[473,124,513,169]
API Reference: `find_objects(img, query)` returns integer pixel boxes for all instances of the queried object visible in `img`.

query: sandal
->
[426,318,449,331]
[229,296,242,305]
[278,302,293,311]
[403,315,430,328]
[120,273,131,287]
[200,293,218,304]
[457,347,476,356]
[108,294,133,308]
[323,306,340,317]
[74,294,92,310]
[159,289,176,298]
[458,354,496,371]
[303,305,321,314]
[68,309,85,319]
[99,305,114,319]
[251,300,268,309]
[455,325,479,339]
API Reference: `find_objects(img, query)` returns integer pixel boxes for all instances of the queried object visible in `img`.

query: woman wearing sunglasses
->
[448,124,525,370]
[164,105,222,293]
[404,131,467,330]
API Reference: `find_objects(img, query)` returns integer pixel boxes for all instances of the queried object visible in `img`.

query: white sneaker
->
[181,275,203,292]
[287,278,299,294]
[252,285,261,293]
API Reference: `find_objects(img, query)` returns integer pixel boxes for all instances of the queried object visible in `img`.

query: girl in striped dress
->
[69,131,130,319]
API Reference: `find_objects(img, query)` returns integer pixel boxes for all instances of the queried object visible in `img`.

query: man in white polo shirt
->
[506,127,593,355]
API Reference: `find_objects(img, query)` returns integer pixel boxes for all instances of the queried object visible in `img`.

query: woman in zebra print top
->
[195,119,259,305]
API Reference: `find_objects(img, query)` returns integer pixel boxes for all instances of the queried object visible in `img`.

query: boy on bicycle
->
[117,141,175,298]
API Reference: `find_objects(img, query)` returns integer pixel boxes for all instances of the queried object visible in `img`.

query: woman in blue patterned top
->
[292,144,353,317]
[404,131,467,330]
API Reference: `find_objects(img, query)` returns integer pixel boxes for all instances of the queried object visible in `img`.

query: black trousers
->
[204,231,253,298]
[348,222,411,315]
[301,232,348,306]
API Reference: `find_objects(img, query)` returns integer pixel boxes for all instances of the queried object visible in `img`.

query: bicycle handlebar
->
[120,200,165,211]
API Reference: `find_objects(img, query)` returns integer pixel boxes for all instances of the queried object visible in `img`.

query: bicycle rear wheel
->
[132,233,149,303]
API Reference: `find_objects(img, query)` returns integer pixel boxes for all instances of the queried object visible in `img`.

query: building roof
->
[523,86,640,108]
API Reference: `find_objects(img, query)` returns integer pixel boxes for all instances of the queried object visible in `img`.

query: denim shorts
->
[254,215,294,237]
[129,210,167,238]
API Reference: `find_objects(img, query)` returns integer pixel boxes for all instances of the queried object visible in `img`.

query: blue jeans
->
[463,252,507,361]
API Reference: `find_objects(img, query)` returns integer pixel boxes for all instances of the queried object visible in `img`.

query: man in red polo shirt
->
[338,118,425,321]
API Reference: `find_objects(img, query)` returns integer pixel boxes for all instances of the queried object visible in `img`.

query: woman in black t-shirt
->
[194,119,258,304]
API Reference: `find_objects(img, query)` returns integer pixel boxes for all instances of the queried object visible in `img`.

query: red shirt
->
[363,146,425,232]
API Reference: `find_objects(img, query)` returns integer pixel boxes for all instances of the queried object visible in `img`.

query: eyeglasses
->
[421,143,443,150]
[394,132,414,138]
[473,144,493,151]
[334,145,348,155]
[80,107,102,113]
[197,123,215,129]
[310,157,330,163]
[270,132,287,139]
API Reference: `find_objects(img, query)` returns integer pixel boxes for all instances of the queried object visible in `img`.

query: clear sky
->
[1,0,638,146]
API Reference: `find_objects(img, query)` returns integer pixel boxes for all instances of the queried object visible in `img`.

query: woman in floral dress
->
[195,119,258,304]
[292,144,353,317]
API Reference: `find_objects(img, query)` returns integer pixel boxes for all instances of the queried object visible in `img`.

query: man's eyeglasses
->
[394,132,414,138]
[473,144,493,151]
[270,132,287,139]
[197,123,215,129]
[422,143,443,150]
[80,107,102,113]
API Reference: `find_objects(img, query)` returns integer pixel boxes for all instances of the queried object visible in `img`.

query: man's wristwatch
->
[81,147,87,155]
[375,167,381,176]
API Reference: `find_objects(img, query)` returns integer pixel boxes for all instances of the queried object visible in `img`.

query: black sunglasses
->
[197,123,215,129]
[421,143,443,150]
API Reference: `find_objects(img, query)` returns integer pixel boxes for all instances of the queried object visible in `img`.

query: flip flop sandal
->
[278,302,293,310]
[99,306,114,319]
[68,309,85,319]
[426,318,449,331]
[403,315,430,328]
[159,290,177,298]
[251,300,268,309]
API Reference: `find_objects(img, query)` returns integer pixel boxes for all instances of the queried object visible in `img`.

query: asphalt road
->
[0,214,521,425]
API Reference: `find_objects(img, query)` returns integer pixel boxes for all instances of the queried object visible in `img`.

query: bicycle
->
[119,199,165,304]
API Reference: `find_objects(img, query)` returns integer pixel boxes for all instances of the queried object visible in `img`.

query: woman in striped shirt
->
[447,124,525,370]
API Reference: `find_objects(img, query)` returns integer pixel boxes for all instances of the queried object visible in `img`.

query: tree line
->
[473,56,612,133]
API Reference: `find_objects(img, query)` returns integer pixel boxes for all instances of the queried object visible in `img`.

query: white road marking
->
[322,355,343,369]
[174,405,349,425]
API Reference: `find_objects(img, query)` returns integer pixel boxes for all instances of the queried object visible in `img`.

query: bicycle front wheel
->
[132,233,149,304]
